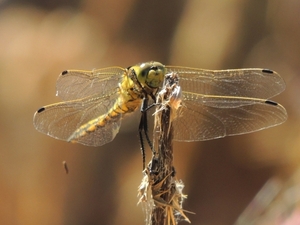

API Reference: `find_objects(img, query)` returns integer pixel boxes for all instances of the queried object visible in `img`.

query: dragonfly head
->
[129,61,166,90]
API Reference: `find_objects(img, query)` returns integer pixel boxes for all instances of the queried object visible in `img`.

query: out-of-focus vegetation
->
[0,1,299,224]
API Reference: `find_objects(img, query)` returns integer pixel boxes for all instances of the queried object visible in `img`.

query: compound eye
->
[141,69,148,77]
[150,66,158,71]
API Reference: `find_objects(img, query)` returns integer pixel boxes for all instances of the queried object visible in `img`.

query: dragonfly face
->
[128,61,166,91]
[33,61,287,147]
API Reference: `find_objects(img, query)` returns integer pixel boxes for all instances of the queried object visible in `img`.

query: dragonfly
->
[33,61,287,159]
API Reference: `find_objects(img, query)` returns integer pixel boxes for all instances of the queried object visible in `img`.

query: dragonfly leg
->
[138,119,146,170]
[139,97,157,169]
[141,109,154,151]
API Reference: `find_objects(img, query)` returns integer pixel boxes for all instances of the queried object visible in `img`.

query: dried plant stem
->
[151,101,175,225]
[138,73,191,225]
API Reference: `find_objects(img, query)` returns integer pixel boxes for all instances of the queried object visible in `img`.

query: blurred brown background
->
[0,0,299,224]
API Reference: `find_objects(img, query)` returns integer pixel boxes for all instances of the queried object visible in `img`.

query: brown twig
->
[138,72,192,225]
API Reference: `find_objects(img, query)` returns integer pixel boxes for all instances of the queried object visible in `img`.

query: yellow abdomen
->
[68,76,143,142]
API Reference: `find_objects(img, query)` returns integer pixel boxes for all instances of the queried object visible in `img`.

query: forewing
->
[166,67,286,99]
[173,92,287,141]
[56,67,125,101]
[33,91,121,146]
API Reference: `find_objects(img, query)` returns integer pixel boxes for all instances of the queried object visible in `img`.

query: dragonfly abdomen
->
[68,92,142,144]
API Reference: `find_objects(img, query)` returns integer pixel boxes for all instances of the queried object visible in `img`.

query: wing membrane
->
[56,67,125,101]
[173,92,287,141]
[166,67,285,99]
[33,91,121,146]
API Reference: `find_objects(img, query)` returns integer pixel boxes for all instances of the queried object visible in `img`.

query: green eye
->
[141,69,148,77]
[133,62,166,88]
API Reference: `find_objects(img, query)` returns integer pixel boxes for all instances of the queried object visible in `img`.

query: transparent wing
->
[173,92,287,141]
[33,91,122,146]
[56,67,125,101]
[166,67,285,99]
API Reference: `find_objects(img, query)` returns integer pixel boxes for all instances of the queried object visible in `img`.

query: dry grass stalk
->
[138,72,192,225]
